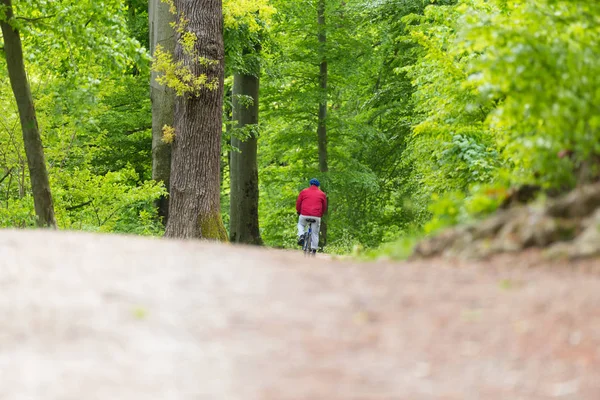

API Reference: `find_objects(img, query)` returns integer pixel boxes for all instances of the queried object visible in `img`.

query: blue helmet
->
[309,178,320,187]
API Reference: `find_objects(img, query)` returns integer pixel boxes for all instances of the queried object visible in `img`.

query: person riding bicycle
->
[296,178,327,253]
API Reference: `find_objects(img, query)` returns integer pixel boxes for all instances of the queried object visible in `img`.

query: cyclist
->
[296,178,327,253]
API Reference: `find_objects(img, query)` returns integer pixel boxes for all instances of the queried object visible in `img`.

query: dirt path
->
[1,229,599,399]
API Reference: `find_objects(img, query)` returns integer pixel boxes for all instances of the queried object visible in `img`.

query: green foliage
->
[257,0,417,250]
[19,0,148,82]
[126,0,150,48]
[224,0,275,32]
[408,0,600,189]
[3,0,599,256]
[465,0,600,187]
[363,234,423,261]
[424,191,467,233]
[223,0,273,79]
[0,197,37,228]
[0,0,163,236]
[52,167,165,234]
[369,0,600,257]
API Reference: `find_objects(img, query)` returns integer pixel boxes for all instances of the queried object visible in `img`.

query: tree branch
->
[0,167,13,185]
[16,15,55,23]
[65,200,93,211]
[125,125,152,135]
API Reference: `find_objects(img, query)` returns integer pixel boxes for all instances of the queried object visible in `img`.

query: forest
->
[1,0,599,256]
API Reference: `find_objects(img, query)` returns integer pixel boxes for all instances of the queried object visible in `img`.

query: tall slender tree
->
[149,0,175,222]
[317,0,328,175]
[163,0,227,240]
[230,69,262,244]
[1,0,56,228]
[225,4,273,245]
[317,0,328,246]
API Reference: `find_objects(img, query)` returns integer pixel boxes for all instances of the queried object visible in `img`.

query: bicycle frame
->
[302,219,316,256]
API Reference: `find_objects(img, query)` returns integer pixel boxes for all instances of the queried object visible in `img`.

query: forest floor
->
[1,229,600,399]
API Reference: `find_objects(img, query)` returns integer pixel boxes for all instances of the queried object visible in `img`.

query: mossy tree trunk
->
[1,0,56,228]
[149,0,175,223]
[229,72,262,245]
[164,0,227,240]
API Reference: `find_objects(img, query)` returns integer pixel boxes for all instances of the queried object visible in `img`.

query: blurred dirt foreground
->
[1,229,600,399]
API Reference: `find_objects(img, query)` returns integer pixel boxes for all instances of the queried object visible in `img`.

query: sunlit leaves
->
[224,0,276,31]
[162,124,175,143]
[153,43,218,96]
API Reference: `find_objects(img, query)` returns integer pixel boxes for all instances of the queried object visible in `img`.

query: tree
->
[161,0,228,240]
[0,0,56,228]
[227,22,265,245]
[316,0,328,247]
[317,0,328,175]
[230,71,262,244]
[224,1,274,245]
[256,0,430,251]
[149,0,176,222]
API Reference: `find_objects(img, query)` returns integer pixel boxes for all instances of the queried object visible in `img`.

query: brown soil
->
[1,229,599,399]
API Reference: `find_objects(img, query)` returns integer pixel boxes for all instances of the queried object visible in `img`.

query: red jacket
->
[296,185,327,217]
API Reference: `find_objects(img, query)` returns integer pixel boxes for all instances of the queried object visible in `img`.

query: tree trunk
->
[317,0,328,247]
[229,73,262,245]
[223,86,233,231]
[164,0,227,240]
[1,0,56,228]
[229,82,239,241]
[149,0,176,223]
[229,122,240,241]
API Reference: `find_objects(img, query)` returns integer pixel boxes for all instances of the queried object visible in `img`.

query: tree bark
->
[317,0,328,247]
[164,0,227,240]
[229,73,262,245]
[229,116,240,241]
[317,0,328,174]
[1,0,56,228]
[149,0,176,223]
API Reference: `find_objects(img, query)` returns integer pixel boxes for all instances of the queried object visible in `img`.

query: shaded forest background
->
[1,0,599,255]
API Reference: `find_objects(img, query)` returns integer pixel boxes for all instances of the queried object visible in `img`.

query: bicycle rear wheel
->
[303,229,311,255]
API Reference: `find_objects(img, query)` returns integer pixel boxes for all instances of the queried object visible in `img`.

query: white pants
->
[297,215,321,250]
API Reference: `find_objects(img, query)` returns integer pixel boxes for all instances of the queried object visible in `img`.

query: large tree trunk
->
[1,0,56,228]
[149,0,176,223]
[229,73,262,245]
[164,0,227,240]
[317,0,328,247]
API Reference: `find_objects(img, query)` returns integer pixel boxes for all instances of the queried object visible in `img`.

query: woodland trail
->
[1,229,600,399]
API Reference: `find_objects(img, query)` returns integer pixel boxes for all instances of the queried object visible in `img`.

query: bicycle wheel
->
[303,227,311,255]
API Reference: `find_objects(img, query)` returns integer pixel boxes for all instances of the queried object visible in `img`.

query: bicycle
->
[302,218,317,257]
